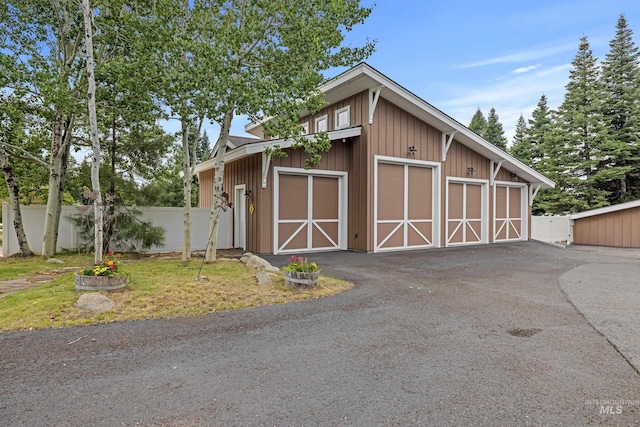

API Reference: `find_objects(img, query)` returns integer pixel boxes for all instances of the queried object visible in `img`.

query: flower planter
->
[74,273,127,291]
[284,270,319,288]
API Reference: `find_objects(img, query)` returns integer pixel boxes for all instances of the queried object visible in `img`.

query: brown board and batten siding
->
[224,155,264,253]
[367,96,531,248]
[268,137,360,253]
[199,155,265,253]
[279,90,370,252]
[368,98,442,250]
[196,63,549,254]
[573,205,640,248]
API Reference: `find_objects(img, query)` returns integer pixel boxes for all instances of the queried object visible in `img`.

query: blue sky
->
[195,0,640,146]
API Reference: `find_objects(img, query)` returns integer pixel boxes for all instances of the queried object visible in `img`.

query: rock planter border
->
[74,273,128,291]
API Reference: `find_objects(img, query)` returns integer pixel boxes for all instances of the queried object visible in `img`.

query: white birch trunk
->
[181,118,191,262]
[82,0,103,263]
[205,110,234,262]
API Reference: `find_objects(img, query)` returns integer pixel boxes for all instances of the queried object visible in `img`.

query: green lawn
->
[0,254,352,331]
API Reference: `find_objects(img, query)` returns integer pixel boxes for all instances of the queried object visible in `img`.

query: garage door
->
[494,184,526,242]
[375,160,436,252]
[447,179,487,245]
[274,169,346,254]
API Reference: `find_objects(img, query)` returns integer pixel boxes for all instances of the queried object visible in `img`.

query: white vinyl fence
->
[2,203,232,257]
[530,215,570,244]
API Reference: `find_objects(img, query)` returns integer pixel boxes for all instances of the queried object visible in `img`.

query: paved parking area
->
[559,245,640,374]
[1,242,639,425]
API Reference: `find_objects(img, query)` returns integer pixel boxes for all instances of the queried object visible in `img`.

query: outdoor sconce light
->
[244,189,252,198]
[467,167,475,176]
[408,145,417,157]
[511,173,518,181]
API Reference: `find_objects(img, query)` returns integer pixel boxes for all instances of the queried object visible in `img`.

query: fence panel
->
[531,215,570,243]
[2,203,232,256]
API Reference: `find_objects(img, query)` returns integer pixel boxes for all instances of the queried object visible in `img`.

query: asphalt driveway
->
[1,242,639,426]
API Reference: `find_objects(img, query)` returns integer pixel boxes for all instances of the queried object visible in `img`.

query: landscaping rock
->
[76,293,115,312]
[46,258,64,264]
[254,271,269,285]
[255,271,278,286]
[241,253,279,271]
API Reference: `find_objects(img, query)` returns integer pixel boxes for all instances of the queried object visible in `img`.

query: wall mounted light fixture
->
[511,173,518,182]
[244,189,252,198]
[467,167,475,176]
[408,146,417,157]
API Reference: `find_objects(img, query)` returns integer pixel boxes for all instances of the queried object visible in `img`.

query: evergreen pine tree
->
[468,108,487,136]
[196,129,212,163]
[552,36,609,212]
[510,114,530,165]
[483,107,508,151]
[599,14,640,203]
[526,94,553,168]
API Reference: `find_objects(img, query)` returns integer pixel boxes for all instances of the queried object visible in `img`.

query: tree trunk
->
[82,0,103,264]
[181,118,191,262]
[205,109,234,262]
[53,133,71,250]
[0,145,33,257]
[104,113,117,253]
[42,112,67,258]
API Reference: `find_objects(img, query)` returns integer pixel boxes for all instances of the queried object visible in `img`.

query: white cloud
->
[434,63,572,144]
[512,64,540,74]
[456,41,577,69]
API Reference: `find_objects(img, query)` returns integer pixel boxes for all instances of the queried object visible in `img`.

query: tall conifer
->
[600,14,640,203]
[468,108,487,135]
[510,114,530,165]
[484,107,508,151]
[552,36,609,212]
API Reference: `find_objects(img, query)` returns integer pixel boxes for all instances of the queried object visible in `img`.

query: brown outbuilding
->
[570,200,640,248]
[195,63,554,254]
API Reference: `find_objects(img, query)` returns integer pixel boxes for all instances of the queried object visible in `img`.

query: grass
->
[0,254,353,332]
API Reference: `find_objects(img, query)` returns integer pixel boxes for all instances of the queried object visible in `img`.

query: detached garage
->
[196,63,554,254]
[570,200,640,248]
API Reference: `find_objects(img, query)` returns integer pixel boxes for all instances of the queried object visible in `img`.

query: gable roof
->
[245,62,554,189]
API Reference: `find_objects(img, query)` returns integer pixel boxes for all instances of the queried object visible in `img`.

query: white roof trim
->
[570,199,640,220]
[194,127,362,174]
[245,62,555,188]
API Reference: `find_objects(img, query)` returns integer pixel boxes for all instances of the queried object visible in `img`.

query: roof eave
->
[196,127,363,171]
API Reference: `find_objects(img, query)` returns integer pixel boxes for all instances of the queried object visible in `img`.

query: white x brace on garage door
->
[446,177,489,246]
[374,156,441,252]
[493,181,528,242]
[273,167,348,254]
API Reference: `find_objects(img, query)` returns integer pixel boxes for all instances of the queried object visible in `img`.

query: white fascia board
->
[193,157,217,174]
[243,62,554,188]
[318,63,554,189]
[223,126,362,165]
[570,199,640,220]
